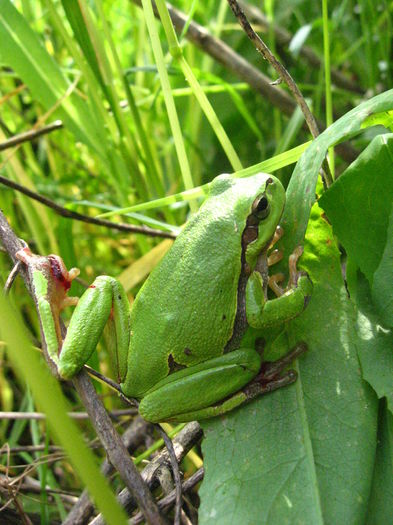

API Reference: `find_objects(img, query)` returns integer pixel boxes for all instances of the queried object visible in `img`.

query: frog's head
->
[243,173,285,269]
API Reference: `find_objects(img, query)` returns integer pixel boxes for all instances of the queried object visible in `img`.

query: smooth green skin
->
[33,173,312,423]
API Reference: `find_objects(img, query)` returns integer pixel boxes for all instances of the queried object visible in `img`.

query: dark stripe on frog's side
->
[224,212,273,354]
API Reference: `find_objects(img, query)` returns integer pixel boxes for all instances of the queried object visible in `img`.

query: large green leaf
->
[372,205,393,328]
[199,206,378,524]
[318,134,393,411]
[319,133,393,286]
[350,273,393,413]
[280,90,393,257]
[366,405,393,525]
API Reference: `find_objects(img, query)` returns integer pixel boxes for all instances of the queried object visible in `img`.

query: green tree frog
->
[16,173,312,423]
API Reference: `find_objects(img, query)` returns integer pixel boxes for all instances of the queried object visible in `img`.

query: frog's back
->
[124,174,264,397]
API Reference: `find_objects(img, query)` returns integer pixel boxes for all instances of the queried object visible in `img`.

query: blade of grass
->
[98,140,310,217]
[95,0,165,199]
[155,0,243,172]
[141,0,197,211]
[0,295,129,525]
[61,0,148,199]
[42,0,145,202]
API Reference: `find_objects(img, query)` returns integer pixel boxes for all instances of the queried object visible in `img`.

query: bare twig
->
[227,0,320,138]
[239,1,364,95]
[0,121,63,151]
[0,409,137,420]
[85,365,183,525]
[154,426,182,525]
[90,421,203,525]
[131,468,204,525]
[1,474,78,505]
[0,175,176,239]
[73,372,166,524]
[63,417,152,525]
[0,445,63,455]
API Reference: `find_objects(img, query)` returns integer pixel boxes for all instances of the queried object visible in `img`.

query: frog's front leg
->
[16,248,131,382]
[58,276,131,381]
[246,246,313,329]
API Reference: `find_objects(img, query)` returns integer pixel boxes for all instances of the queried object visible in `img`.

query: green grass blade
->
[98,140,310,217]
[0,1,105,158]
[322,0,334,175]
[0,295,129,525]
[141,0,196,210]
[155,0,243,172]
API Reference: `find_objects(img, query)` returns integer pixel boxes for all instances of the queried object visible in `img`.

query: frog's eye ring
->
[252,194,270,220]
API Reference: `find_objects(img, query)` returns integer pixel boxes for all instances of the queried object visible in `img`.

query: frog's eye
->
[252,194,270,220]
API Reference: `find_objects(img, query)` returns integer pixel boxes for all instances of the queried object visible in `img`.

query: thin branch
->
[63,417,152,525]
[0,409,137,420]
[226,0,334,187]
[239,0,364,95]
[0,121,63,151]
[154,426,182,525]
[0,211,166,525]
[73,372,166,525]
[227,0,320,138]
[0,175,176,239]
[131,468,204,525]
[86,364,183,525]
[90,421,203,525]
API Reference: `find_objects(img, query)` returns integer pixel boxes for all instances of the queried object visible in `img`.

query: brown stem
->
[89,421,203,525]
[131,468,204,525]
[239,1,364,95]
[74,372,167,524]
[226,0,333,187]
[227,0,320,139]
[63,417,153,525]
[0,175,176,239]
[0,121,63,151]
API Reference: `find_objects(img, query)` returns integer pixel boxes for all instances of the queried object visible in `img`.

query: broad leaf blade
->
[366,405,393,525]
[319,133,393,285]
[352,273,393,413]
[280,89,393,257]
[372,204,393,327]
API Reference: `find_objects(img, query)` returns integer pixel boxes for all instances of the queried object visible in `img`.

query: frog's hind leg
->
[257,341,307,382]
[146,343,308,423]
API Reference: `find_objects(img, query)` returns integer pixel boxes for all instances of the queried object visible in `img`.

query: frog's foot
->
[287,246,306,288]
[244,342,307,400]
[269,225,284,249]
[268,272,285,297]
[16,246,80,312]
[267,249,283,267]
[267,226,284,269]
